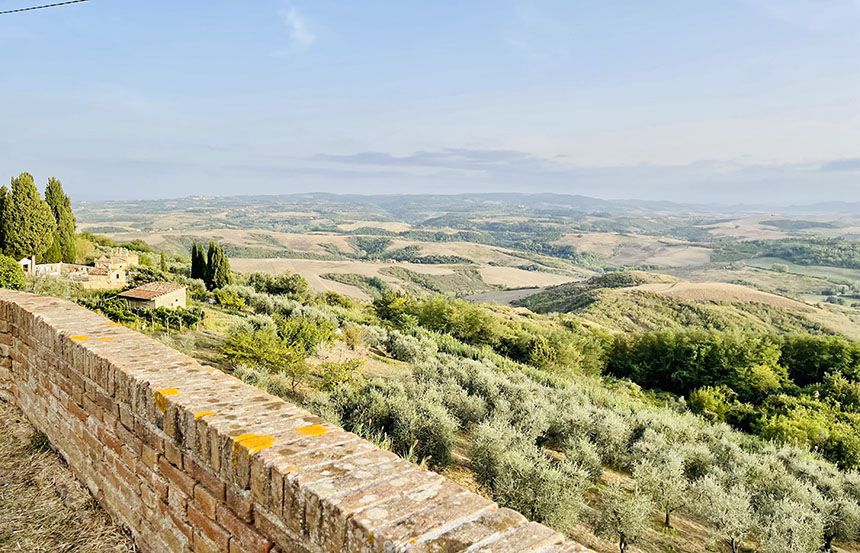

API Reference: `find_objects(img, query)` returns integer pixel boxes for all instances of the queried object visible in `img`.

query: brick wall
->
[0,291,591,553]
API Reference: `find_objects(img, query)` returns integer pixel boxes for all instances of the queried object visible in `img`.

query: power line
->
[0,0,88,15]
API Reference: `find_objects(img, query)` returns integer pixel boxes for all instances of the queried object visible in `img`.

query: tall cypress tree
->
[0,173,56,260]
[43,177,77,263]
[191,242,206,280]
[0,185,8,253]
[206,242,231,290]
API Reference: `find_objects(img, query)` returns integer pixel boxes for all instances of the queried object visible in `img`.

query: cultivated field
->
[229,258,577,300]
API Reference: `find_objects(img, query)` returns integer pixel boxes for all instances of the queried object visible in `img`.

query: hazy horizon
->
[2,1,858,203]
[68,189,860,213]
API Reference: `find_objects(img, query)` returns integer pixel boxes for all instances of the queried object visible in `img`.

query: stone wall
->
[0,291,590,553]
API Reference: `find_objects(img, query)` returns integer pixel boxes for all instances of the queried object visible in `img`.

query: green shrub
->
[318,358,362,391]
[341,324,365,350]
[214,288,246,311]
[689,386,733,421]
[386,330,437,362]
[0,254,25,290]
[248,271,310,299]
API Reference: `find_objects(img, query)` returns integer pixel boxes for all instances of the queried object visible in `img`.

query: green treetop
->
[0,173,56,260]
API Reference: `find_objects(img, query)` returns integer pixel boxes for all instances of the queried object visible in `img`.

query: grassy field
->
[0,400,135,552]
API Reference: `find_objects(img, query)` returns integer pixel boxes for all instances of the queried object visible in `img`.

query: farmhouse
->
[34,262,127,290]
[117,282,186,309]
[95,248,139,270]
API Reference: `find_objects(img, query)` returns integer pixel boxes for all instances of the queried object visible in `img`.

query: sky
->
[0,0,858,204]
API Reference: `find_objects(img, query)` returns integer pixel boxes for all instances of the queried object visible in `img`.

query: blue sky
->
[1,0,858,203]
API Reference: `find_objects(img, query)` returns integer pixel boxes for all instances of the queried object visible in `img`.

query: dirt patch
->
[0,400,136,552]
[479,266,575,288]
[644,245,711,267]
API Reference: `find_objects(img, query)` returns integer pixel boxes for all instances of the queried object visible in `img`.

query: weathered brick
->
[186,454,226,500]
[216,504,273,553]
[194,484,220,519]
[188,504,230,551]
[159,456,197,496]
[227,487,255,523]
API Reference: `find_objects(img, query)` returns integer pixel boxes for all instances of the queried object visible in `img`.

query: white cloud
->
[279,3,316,50]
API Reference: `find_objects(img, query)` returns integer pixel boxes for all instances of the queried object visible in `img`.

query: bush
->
[29,275,77,298]
[689,386,733,421]
[360,324,388,349]
[0,254,25,290]
[214,288,246,311]
[329,379,456,468]
[247,271,310,299]
[341,324,365,350]
[563,437,603,482]
[322,290,354,308]
[318,358,362,391]
[493,448,587,533]
[386,330,437,362]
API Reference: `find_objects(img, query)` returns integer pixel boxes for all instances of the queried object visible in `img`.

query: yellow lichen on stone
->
[154,388,180,413]
[297,423,328,437]
[104,322,122,327]
[70,335,89,342]
[194,411,215,420]
[234,433,275,455]
[97,337,115,342]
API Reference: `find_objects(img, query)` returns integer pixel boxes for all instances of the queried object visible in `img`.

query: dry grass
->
[337,221,412,232]
[635,281,810,310]
[0,400,136,553]
[703,216,789,240]
[478,266,576,288]
[555,233,712,267]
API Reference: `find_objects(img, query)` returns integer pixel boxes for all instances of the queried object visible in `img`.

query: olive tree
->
[594,482,653,553]
[693,474,755,553]
[633,451,689,528]
[759,498,824,553]
[819,494,860,552]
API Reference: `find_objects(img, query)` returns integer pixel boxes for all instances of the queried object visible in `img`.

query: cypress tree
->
[191,242,206,280]
[206,242,231,290]
[0,173,56,260]
[160,252,168,272]
[0,185,8,253]
[43,177,77,263]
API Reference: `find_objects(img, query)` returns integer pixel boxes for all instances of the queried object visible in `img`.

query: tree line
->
[190,241,231,290]
[0,172,76,263]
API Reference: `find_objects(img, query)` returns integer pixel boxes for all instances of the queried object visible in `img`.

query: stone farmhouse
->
[95,248,139,270]
[117,282,187,309]
[19,247,138,291]
[35,262,127,290]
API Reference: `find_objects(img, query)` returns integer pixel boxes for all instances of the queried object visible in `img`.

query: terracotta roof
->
[118,282,185,301]
[88,267,110,276]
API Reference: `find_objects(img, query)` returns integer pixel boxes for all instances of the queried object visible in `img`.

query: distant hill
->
[514,271,860,338]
